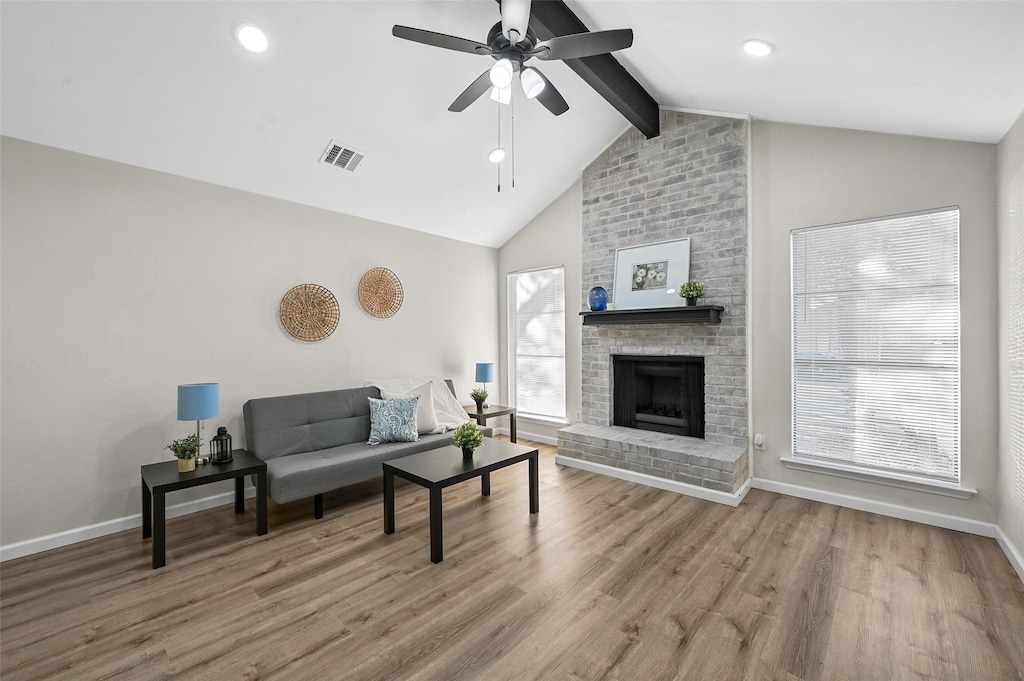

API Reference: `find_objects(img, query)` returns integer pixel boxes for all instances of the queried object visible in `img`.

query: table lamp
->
[177,383,219,445]
[475,363,495,408]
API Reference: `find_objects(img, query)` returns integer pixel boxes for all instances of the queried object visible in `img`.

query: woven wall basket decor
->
[358,267,404,319]
[279,284,340,342]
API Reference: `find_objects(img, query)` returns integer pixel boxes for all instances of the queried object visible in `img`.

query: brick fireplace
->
[557,110,750,501]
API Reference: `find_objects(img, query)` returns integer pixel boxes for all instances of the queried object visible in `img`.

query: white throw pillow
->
[381,382,440,434]
[366,377,470,431]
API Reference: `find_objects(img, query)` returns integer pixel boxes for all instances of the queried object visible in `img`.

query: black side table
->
[465,404,518,442]
[141,449,267,569]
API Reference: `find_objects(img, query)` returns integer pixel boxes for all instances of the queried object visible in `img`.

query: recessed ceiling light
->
[488,148,506,164]
[742,39,774,57]
[235,23,269,53]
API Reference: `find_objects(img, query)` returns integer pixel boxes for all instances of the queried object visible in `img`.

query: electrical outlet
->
[753,433,766,451]
[575,411,582,422]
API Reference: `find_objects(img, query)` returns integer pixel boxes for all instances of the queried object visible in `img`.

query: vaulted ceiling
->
[3,1,1022,248]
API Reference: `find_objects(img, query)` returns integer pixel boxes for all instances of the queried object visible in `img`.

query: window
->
[791,207,960,482]
[1009,172,1024,508]
[508,266,566,421]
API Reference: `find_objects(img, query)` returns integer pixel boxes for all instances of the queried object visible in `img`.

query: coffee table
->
[383,439,539,563]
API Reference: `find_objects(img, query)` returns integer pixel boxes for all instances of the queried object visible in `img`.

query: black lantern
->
[210,426,233,463]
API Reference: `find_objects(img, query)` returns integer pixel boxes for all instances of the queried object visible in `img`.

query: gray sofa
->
[243,382,489,519]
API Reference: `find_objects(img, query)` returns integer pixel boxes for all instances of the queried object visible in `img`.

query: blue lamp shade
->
[177,383,219,421]
[475,363,496,383]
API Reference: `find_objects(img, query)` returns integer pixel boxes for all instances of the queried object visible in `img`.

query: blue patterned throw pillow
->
[367,396,419,445]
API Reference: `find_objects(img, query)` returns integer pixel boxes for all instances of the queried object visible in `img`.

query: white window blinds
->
[791,207,960,481]
[1009,172,1024,509]
[508,266,566,420]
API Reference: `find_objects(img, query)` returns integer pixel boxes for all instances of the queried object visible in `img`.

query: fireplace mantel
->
[580,305,724,326]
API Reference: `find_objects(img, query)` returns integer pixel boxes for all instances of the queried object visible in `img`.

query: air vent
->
[318,140,365,172]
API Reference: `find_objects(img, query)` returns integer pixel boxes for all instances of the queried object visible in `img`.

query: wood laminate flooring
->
[2,438,1023,680]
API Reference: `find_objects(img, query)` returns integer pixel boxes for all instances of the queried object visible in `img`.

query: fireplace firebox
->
[612,355,705,438]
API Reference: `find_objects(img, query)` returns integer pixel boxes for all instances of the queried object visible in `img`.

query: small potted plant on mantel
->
[678,280,707,307]
[470,387,488,411]
[452,421,485,459]
[167,433,203,473]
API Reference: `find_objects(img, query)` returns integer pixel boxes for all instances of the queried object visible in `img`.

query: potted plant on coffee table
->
[678,280,707,307]
[452,421,485,459]
[470,387,488,411]
[167,433,203,473]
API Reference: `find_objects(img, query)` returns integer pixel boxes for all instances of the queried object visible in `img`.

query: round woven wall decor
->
[279,284,340,342]
[358,267,404,319]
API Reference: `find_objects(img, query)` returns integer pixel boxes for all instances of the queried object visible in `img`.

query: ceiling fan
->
[392,0,633,116]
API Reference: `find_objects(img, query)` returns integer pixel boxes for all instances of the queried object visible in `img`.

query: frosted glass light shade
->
[520,67,545,99]
[489,85,511,105]
[489,59,514,88]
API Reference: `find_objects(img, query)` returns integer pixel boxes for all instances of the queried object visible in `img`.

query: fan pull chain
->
[497,105,502,193]
[511,94,516,189]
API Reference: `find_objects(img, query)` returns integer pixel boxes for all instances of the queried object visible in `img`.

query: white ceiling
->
[3,1,1022,248]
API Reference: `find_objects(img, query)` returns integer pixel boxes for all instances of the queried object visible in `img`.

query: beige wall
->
[997,111,1024,554]
[497,180,583,443]
[749,121,999,522]
[0,137,498,547]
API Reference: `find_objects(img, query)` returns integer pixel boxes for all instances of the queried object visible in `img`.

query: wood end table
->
[464,404,517,442]
[141,449,267,569]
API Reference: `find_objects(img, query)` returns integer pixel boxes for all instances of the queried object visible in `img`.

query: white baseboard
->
[0,487,256,563]
[500,427,558,446]
[750,477,997,538]
[996,525,1024,584]
[555,454,751,507]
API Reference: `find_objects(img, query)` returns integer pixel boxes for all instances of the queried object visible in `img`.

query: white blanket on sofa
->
[364,377,470,432]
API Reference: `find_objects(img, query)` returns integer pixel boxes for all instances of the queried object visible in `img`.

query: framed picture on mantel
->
[613,238,691,310]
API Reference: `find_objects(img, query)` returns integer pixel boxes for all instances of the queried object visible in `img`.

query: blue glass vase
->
[588,286,608,311]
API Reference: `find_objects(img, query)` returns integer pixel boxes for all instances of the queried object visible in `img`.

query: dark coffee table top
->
[384,438,538,487]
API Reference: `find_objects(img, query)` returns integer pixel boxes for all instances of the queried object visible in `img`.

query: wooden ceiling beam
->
[522,0,660,139]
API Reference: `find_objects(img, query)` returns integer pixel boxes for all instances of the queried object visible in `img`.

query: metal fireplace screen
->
[612,355,705,438]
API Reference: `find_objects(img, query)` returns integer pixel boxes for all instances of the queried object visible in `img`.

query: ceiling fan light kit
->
[391,0,633,117]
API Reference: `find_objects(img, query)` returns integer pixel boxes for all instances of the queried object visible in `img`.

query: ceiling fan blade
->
[533,28,633,61]
[500,0,532,44]
[449,70,494,112]
[392,25,493,55]
[532,70,569,116]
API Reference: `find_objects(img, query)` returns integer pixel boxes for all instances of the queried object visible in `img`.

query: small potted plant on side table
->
[678,280,707,307]
[470,387,488,411]
[167,433,203,473]
[452,422,485,459]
